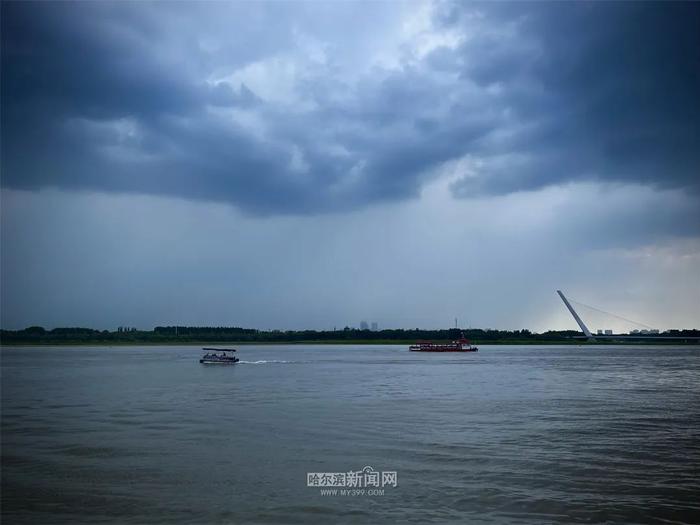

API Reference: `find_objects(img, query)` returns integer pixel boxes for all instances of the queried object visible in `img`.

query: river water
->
[2,344,699,524]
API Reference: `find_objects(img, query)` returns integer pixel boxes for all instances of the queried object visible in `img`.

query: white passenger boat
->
[200,348,239,364]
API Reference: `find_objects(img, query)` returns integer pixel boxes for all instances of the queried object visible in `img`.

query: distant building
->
[597,329,603,335]
[371,322,378,331]
[604,329,613,335]
[360,321,369,330]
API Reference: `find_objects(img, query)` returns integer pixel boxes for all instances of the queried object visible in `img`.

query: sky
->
[1,1,699,332]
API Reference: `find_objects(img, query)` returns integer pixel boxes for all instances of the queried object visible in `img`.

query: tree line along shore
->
[1,326,699,345]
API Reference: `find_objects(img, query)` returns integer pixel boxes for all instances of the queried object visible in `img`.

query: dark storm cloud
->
[448,2,700,197]
[1,1,699,215]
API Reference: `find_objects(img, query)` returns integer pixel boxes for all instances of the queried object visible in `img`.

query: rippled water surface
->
[2,345,699,524]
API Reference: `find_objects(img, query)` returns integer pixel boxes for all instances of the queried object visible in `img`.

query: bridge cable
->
[569,299,654,330]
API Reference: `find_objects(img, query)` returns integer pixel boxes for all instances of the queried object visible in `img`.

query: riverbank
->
[3,326,698,347]
[3,339,698,346]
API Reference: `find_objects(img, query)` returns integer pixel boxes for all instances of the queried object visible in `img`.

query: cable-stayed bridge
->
[556,290,699,342]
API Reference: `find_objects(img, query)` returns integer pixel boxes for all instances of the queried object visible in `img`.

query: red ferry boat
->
[409,333,478,352]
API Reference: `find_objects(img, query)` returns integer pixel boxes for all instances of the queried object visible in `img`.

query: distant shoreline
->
[2,339,698,347]
[3,326,698,347]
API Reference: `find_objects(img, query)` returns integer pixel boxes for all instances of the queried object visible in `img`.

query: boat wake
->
[238,360,295,365]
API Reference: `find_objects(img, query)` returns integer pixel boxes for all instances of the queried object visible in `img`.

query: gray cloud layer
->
[2,2,699,215]
[3,186,699,331]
